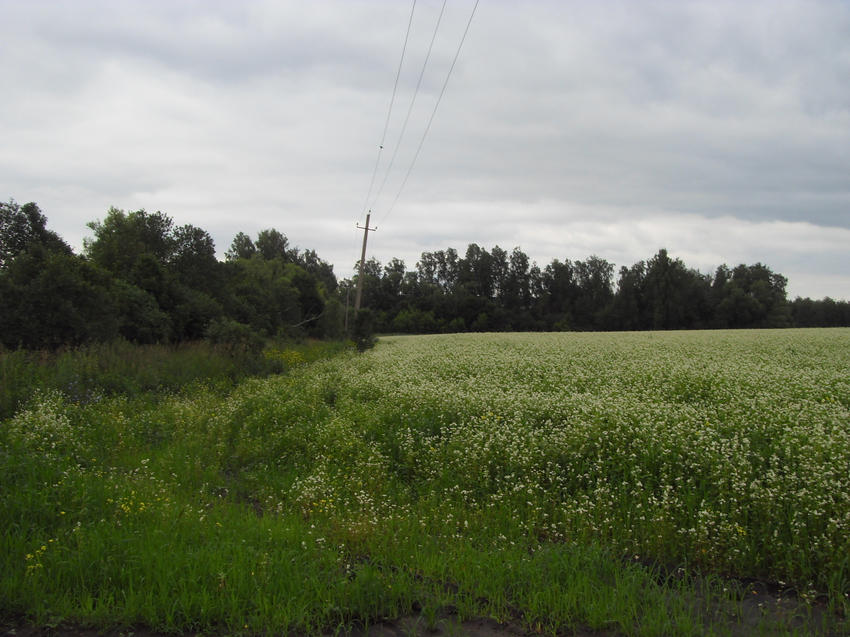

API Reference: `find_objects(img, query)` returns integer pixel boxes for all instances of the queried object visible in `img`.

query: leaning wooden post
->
[344,285,351,332]
[354,213,376,312]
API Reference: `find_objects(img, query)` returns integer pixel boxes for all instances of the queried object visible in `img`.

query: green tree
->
[221,257,302,337]
[713,263,791,328]
[376,258,406,314]
[0,200,71,268]
[573,255,614,330]
[111,279,172,344]
[226,232,257,261]
[317,298,346,340]
[352,308,378,352]
[0,247,119,349]
[460,243,493,299]
[609,261,647,331]
[171,224,221,295]
[285,263,326,337]
[490,246,509,299]
[539,259,579,329]
[352,257,383,314]
[714,283,763,329]
[84,208,226,341]
[504,247,532,311]
[298,248,338,294]
[204,317,264,355]
[791,297,850,327]
[416,251,439,287]
[437,248,460,293]
[255,228,290,261]
[641,249,711,330]
[129,252,170,306]
[85,208,176,275]
[391,308,440,334]
[168,286,223,341]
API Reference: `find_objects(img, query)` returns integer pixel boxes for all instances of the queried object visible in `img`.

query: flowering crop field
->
[2,329,849,636]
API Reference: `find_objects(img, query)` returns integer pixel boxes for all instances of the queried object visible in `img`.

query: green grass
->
[2,330,849,635]
[0,338,350,421]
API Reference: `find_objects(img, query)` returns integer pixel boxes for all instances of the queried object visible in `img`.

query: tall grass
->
[0,338,350,421]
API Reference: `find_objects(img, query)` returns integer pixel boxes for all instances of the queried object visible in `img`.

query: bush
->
[352,308,377,352]
[204,318,265,355]
[318,298,346,341]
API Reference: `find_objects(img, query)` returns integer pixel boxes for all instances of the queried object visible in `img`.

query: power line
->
[358,0,418,224]
[351,0,417,278]
[368,0,448,213]
[377,0,480,228]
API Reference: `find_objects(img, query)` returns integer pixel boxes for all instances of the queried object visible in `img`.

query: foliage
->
[110,279,171,344]
[342,246,821,334]
[255,228,291,261]
[791,296,850,327]
[0,202,346,350]
[85,207,177,276]
[204,317,265,355]
[352,308,377,352]
[0,200,72,268]
[0,338,350,422]
[0,247,120,349]
[225,231,256,261]
[171,223,221,294]
[1,330,848,635]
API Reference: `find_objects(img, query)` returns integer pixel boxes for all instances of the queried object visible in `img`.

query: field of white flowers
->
[2,329,849,635]
[288,330,850,580]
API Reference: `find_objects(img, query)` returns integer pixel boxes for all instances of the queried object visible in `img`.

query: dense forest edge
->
[2,199,849,353]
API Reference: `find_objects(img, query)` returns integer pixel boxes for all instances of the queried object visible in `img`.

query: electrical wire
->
[350,0,417,277]
[368,0,448,213]
[358,0,418,224]
[377,0,480,228]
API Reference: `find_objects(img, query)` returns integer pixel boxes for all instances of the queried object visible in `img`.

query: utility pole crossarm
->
[354,213,377,313]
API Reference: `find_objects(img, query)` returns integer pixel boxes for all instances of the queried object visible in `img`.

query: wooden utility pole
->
[354,213,377,312]
[344,286,351,331]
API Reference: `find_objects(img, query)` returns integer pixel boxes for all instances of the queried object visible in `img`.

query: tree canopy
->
[347,245,827,334]
[1,201,341,349]
[0,200,71,268]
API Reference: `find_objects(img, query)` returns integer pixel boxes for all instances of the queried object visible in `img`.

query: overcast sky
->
[2,0,849,300]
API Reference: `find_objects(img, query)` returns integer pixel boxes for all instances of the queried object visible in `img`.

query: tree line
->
[346,244,850,333]
[0,201,343,350]
[2,199,848,351]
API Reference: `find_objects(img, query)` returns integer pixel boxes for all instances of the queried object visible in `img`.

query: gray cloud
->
[1,0,848,300]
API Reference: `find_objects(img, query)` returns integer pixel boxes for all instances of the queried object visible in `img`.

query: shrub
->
[352,308,377,352]
[204,318,265,355]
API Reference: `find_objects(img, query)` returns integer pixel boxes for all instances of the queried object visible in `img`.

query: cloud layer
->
[2,0,848,300]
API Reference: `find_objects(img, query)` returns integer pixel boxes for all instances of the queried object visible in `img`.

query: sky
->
[2,0,849,300]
